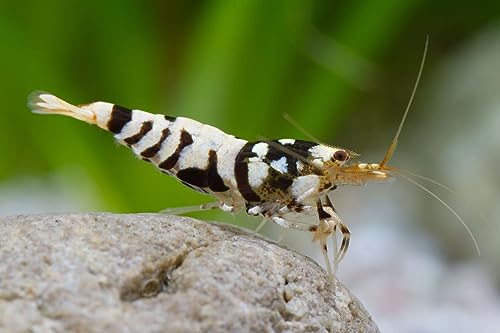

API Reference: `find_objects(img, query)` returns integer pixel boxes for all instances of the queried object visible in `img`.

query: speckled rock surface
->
[0,213,379,333]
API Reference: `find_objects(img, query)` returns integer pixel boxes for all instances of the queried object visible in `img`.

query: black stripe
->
[176,150,229,192]
[108,105,132,134]
[207,150,229,192]
[265,140,289,161]
[177,168,207,188]
[234,142,261,202]
[158,129,193,170]
[164,115,176,122]
[290,140,318,154]
[141,127,170,158]
[124,121,153,145]
[270,139,317,159]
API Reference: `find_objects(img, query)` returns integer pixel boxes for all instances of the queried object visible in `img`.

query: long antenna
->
[380,35,429,167]
[282,112,323,143]
[397,169,456,194]
[398,172,481,256]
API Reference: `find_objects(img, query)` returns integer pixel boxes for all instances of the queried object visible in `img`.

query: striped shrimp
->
[28,40,479,276]
[28,91,363,274]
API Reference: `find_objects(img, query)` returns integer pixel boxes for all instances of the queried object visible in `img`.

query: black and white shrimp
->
[27,40,480,275]
[29,91,370,274]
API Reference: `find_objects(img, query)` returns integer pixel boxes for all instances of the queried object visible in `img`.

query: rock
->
[0,213,379,333]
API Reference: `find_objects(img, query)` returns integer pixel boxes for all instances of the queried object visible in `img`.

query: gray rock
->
[0,213,379,333]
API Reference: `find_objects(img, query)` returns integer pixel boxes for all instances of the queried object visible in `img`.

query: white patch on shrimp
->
[308,145,336,161]
[270,156,288,174]
[248,162,269,188]
[290,175,320,203]
[278,139,295,145]
[252,142,269,159]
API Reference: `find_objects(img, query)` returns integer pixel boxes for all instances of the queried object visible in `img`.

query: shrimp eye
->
[333,150,349,162]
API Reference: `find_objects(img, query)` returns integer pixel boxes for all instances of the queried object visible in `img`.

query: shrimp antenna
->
[397,172,481,256]
[282,113,360,159]
[380,35,429,167]
[396,168,455,194]
[282,112,323,144]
